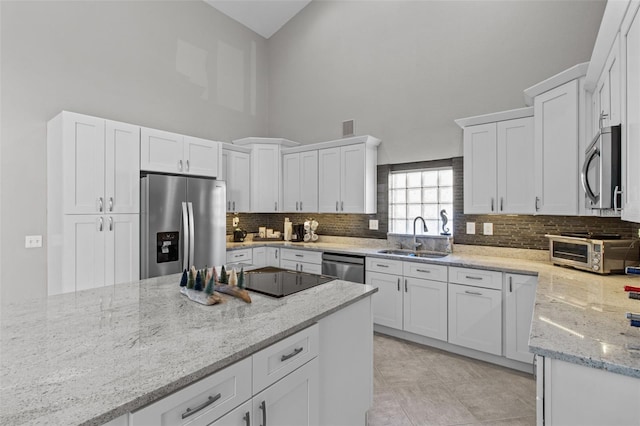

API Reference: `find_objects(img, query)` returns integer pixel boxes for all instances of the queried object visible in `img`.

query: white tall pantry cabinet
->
[48,112,140,295]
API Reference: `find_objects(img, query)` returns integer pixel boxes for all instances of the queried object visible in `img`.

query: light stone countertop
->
[0,274,376,426]
[230,240,640,378]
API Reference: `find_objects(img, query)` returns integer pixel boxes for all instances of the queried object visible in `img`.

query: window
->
[388,167,453,236]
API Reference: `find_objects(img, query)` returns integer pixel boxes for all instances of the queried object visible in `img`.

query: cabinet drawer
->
[226,248,252,264]
[448,267,502,290]
[366,257,403,275]
[280,248,322,265]
[253,323,319,394]
[130,357,252,426]
[403,262,448,282]
[280,260,323,275]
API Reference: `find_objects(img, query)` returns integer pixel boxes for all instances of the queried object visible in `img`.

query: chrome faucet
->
[413,216,428,249]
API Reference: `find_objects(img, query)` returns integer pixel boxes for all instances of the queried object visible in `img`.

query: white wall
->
[266,0,606,165]
[0,1,268,302]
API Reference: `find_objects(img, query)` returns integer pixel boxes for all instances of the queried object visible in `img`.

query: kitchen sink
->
[377,249,449,258]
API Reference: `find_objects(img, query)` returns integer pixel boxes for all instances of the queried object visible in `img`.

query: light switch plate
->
[484,223,494,235]
[369,219,379,230]
[466,222,475,234]
[25,235,42,248]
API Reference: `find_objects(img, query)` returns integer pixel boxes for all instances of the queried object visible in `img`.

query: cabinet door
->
[463,123,497,214]
[211,400,252,426]
[252,357,318,426]
[505,274,537,364]
[448,283,502,355]
[403,277,447,341]
[318,148,341,213]
[533,79,579,215]
[63,215,106,293]
[250,144,280,212]
[623,6,640,222]
[252,247,266,268]
[300,150,318,212]
[266,247,280,268]
[140,127,184,174]
[228,151,251,212]
[105,120,140,214]
[497,117,535,214]
[366,271,403,329]
[282,153,301,212]
[340,144,366,213]
[104,214,139,286]
[184,136,220,178]
[63,113,106,214]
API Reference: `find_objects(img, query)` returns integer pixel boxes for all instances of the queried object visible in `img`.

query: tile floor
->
[368,334,536,426]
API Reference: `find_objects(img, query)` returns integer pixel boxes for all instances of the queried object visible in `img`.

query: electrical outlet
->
[484,223,494,236]
[466,222,475,234]
[369,219,379,230]
[637,228,640,238]
[232,217,239,227]
[25,235,42,248]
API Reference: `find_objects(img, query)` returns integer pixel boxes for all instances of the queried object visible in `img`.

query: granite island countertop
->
[230,240,640,378]
[0,274,376,425]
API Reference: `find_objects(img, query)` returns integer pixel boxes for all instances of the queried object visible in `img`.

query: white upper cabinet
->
[623,2,640,223]
[141,127,221,178]
[221,148,251,213]
[317,137,379,214]
[50,112,140,215]
[283,151,318,213]
[594,34,621,130]
[533,79,580,215]
[460,110,534,215]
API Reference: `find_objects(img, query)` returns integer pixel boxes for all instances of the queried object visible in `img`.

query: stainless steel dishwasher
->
[321,252,365,283]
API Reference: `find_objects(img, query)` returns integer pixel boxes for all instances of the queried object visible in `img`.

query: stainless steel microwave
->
[547,234,639,274]
[581,125,621,210]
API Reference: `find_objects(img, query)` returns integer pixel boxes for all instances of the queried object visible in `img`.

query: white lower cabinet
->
[226,249,252,267]
[252,358,319,426]
[505,273,537,364]
[252,247,280,268]
[367,270,403,329]
[403,277,448,341]
[448,283,502,356]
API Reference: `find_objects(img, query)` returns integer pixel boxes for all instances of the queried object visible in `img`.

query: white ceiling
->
[204,0,312,39]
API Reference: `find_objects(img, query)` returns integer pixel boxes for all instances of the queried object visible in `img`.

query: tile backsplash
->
[228,157,640,250]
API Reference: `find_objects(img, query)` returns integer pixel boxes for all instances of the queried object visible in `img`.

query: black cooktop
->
[243,267,335,298]
[560,232,622,240]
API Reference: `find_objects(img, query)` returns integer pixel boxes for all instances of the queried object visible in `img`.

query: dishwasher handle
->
[321,252,365,265]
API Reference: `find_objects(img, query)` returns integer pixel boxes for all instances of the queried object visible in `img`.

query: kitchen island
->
[0,273,376,425]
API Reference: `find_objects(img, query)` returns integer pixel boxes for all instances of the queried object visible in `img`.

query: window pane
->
[439,169,453,186]
[422,187,437,202]
[407,189,421,203]
[391,189,406,203]
[422,204,439,219]
[422,171,438,187]
[407,172,422,188]
[392,219,409,234]
[407,204,421,218]
[439,187,453,203]
[393,204,407,219]
[391,173,406,189]
[426,220,439,235]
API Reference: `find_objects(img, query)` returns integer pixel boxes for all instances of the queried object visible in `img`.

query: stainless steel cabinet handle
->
[295,254,304,258]
[405,279,408,292]
[275,250,278,259]
[614,185,623,212]
[233,201,236,211]
[416,269,431,273]
[376,264,389,268]
[98,217,103,232]
[244,411,251,426]
[98,197,103,212]
[186,159,190,171]
[296,201,299,211]
[491,198,494,212]
[109,197,113,212]
[341,201,344,211]
[397,278,400,291]
[500,197,503,212]
[535,196,540,211]
[178,160,183,171]
[275,201,277,211]
[181,393,221,419]
[300,264,304,272]
[465,290,483,296]
[259,400,267,426]
[109,217,113,231]
[234,254,242,258]
[300,201,303,210]
[280,347,303,361]
[509,276,513,292]
[465,275,482,280]
[336,201,339,212]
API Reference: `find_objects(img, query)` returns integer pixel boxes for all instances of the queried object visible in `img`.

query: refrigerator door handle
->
[187,202,195,268]
[182,202,189,271]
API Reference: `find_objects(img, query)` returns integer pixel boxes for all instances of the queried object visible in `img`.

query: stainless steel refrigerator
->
[140,173,226,279]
